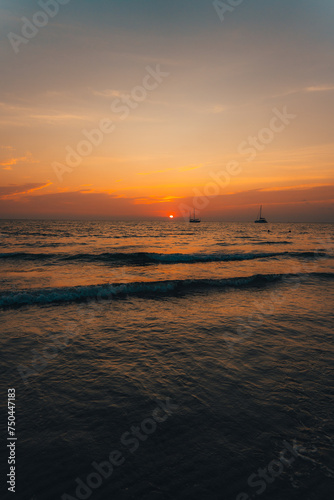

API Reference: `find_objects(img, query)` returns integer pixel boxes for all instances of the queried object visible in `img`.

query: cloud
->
[0,101,90,126]
[201,185,334,207]
[92,89,123,98]
[0,151,39,170]
[138,164,204,176]
[268,84,334,100]
[1,156,31,169]
[178,164,204,172]
[305,85,334,92]
[0,185,332,222]
[177,185,334,222]
[137,167,176,176]
[0,183,52,198]
[0,190,137,218]
[134,195,181,205]
[210,105,225,114]
[29,113,89,123]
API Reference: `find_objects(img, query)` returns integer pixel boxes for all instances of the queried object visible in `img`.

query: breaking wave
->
[0,250,330,266]
[1,272,333,309]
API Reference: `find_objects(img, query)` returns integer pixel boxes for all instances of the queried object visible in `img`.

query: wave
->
[0,250,331,266]
[0,231,73,237]
[1,272,333,309]
[0,252,55,261]
[252,241,292,245]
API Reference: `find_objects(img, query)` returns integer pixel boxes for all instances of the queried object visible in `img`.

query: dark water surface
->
[0,220,333,500]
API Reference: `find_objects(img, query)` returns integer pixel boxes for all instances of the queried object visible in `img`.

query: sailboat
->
[254,205,267,223]
[189,209,201,223]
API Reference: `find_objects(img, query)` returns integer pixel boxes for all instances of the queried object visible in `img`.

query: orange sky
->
[1,0,333,221]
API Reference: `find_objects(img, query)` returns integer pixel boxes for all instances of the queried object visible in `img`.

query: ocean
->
[0,219,333,500]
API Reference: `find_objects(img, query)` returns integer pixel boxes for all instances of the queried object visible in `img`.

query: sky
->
[0,0,333,221]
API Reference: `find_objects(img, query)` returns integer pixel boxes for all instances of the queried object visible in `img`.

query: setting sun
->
[169,215,174,219]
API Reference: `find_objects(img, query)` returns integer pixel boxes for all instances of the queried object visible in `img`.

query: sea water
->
[0,220,333,499]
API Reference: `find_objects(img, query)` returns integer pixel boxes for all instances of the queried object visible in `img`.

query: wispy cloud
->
[0,185,332,221]
[0,152,38,170]
[29,113,90,123]
[134,195,181,205]
[210,105,226,114]
[138,163,204,176]
[0,182,52,199]
[267,84,334,101]
[92,89,124,98]
[0,101,90,125]
[305,85,334,92]
[178,164,204,172]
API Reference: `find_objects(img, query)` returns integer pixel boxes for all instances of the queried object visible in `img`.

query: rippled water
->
[0,220,333,499]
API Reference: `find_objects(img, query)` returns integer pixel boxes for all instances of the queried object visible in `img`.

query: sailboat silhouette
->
[189,209,201,223]
[254,205,267,223]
